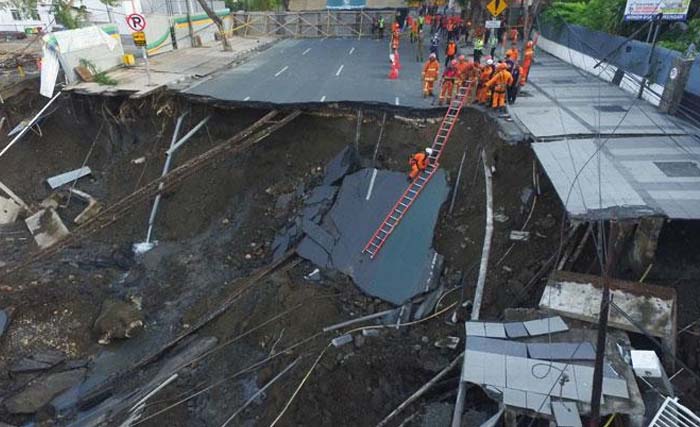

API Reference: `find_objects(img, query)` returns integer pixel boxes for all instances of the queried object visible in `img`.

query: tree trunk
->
[194,0,232,51]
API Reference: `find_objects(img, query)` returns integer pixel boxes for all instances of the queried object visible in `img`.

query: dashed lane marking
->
[274,65,289,77]
[335,65,344,76]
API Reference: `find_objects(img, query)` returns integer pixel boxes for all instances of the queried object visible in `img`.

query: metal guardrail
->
[649,397,700,427]
[227,10,397,38]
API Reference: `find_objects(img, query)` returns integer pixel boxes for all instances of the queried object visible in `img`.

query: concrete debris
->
[494,212,509,223]
[322,144,360,186]
[413,285,444,320]
[331,334,353,348]
[630,350,663,378]
[509,231,530,241]
[304,268,321,282]
[434,336,460,350]
[25,208,70,249]
[131,157,146,164]
[10,349,65,373]
[69,188,103,225]
[46,166,92,189]
[4,368,87,414]
[92,299,144,345]
[0,196,22,224]
[362,329,380,337]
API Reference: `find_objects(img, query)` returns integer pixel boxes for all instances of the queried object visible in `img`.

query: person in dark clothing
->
[378,16,385,39]
[507,59,523,104]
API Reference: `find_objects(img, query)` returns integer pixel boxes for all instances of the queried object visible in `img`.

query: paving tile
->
[504,322,529,338]
[503,388,527,409]
[522,316,569,336]
[466,337,528,357]
[483,322,507,338]
[463,350,486,384]
[526,392,552,415]
[483,353,507,387]
[465,321,486,337]
[527,342,596,361]
[552,400,583,427]
[602,377,629,399]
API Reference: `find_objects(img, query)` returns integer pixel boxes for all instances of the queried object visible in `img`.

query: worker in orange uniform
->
[477,58,494,105]
[444,39,457,67]
[408,147,434,181]
[506,43,519,62]
[521,40,535,84]
[439,59,458,105]
[391,30,400,52]
[455,54,472,89]
[410,16,419,43]
[422,53,440,97]
[485,62,513,114]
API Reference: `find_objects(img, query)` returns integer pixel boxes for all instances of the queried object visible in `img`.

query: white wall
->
[0,1,53,33]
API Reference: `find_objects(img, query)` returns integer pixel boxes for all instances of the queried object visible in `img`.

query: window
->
[11,9,22,20]
[30,9,39,20]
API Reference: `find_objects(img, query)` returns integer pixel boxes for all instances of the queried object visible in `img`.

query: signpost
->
[486,0,508,17]
[126,13,152,86]
[623,0,690,21]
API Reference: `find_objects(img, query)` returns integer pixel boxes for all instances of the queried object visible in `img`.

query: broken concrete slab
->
[4,369,87,414]
[522,316,569,336]
[298,168,449,305]
[25,208,70,249]
[46,166,92,189]
[322,144,360,186]
[332,334,353,348]
[11,350,66,373]
[0,196,22,224]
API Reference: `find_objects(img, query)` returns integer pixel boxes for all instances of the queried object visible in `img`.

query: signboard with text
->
[485,20,502,29]
[132,31,146,47]
[623,0,691,21]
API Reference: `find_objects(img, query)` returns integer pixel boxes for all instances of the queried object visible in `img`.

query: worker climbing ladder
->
[362,82,475,259]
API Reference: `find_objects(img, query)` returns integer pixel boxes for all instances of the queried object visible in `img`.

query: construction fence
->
[228,10,397,38]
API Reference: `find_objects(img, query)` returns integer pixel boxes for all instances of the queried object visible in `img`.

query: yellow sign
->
[132,31,147,47]
[486,0,508,17]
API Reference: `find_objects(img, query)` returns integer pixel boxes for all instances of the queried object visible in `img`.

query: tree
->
[1,0,120,29]
[194,0,232,51]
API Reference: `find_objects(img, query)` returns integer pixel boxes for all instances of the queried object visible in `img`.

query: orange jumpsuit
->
[409,152,428,179]
[521,47,534,84]
[486,69,513,108]
[506,47,519,62]
[439,66,458,104]
[455,59,471,88]
[422,58,440,96]
[477,66,493,104]
[509,28,519,43]
[391,31,400,50]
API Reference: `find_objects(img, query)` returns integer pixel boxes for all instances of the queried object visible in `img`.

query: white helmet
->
[425,147,434,155]
[486,58,494,65]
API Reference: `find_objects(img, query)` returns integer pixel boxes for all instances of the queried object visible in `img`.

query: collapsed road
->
[1,14,700,427]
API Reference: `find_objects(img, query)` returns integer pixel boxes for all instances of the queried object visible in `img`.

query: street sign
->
[485,20,501,29]
[126,13,147,32]
[486,0,508,17]
[132,31,147,47]
[623,0,690,21]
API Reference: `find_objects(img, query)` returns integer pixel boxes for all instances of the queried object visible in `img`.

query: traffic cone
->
[394,50,401,70]
[389,60,399,79]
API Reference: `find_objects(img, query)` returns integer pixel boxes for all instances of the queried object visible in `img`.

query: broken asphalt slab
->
[4,369,87,414]
[297,167,449,305]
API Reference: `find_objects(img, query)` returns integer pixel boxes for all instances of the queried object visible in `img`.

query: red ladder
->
[362,82,474,259]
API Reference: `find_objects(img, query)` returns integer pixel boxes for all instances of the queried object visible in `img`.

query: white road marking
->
[366,168,378,201]
[349,47,355,55]
[243,96,250,101]
[274,65,289,77]
[395,97,400,106]
[302,48,311,55]
[335,65,344,76]
[320,95,326,102]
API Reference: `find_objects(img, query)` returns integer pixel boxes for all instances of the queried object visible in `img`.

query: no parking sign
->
[126,13,147,32]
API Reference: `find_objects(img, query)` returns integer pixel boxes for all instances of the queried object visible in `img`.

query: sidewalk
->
[64,36,276,98]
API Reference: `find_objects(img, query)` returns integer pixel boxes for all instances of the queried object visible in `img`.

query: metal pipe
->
[448,146,468,215]
[470,149,494,321]
[322,309,394,332]
[145,113,187,244]
[0,91,61,159]
[167,115,210,154]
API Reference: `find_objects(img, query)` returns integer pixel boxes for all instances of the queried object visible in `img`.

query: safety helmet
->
[486,58,494,65]
[429,53,436,59]
[425,147,434,155]
[526,41,534,47]
[458,54,465,61]
[450,60,458,67]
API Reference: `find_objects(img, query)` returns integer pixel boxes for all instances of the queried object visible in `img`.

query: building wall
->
[0,1,53,33]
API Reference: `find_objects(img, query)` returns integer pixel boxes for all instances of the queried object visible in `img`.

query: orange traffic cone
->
[389,61,399,79]
[394,50,401,70]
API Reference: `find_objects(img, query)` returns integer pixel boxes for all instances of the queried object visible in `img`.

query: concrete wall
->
[539,22,700,97]
[144,14,174,55]
[172,9,232,48]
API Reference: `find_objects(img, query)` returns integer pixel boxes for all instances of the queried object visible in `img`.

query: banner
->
[326,0,366,9]
[623,0,691,21]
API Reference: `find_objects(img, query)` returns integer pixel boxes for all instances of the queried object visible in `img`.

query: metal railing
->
[649,397,700,427]
[228,10,397,38]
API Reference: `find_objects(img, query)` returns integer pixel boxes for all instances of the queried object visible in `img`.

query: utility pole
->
[184,0,196,47]
[638,13,663,99]
[589,220,624,426]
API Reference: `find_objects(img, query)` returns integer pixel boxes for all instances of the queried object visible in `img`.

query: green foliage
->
[0,0,38,19]
[53,1,88,29]
[658,18,700,53]
[79,59,118,86]
[224,0,282,11]
[541,0,626,34]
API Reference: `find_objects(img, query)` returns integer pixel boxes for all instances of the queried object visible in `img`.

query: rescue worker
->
[391,29,400,52]
[422,53,440,97]
[416,28,425,62]
[487,29,498,58]
[439,59,458,105]
[507,60,523,104]
[521,40,534,84]
[455,54,471,89]
[477,58,494,104]
[445,39,457,66]
[378,16,385,39]
[418,14,425,31]
[509,26,519,43]
[506,43,519,62]
[408,148,433,181]
[410,16,418,43]
[485,62,513,114]
[473,34,484,64]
